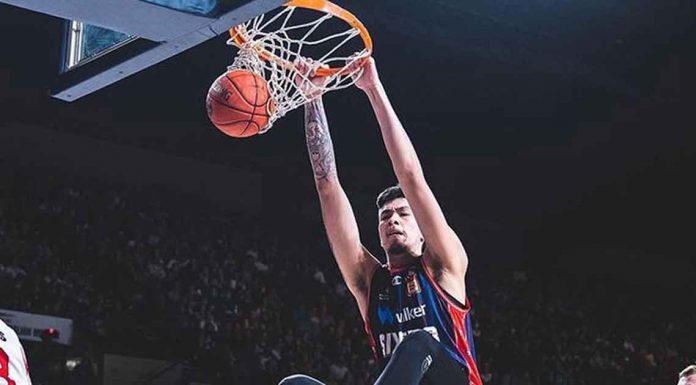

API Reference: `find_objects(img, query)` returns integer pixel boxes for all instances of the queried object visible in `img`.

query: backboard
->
[0,0,284,101]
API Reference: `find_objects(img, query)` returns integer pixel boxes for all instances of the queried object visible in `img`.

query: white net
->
[227,5,370,132]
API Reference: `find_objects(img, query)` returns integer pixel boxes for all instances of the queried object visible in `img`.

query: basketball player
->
[678,365,696,385]
[0,319,33,385]
[281,58,482,385]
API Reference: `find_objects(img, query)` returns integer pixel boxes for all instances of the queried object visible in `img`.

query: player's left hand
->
[294,57,329,99]
[352,57,380,91]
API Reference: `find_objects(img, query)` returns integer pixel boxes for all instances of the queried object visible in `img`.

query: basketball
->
[206,70,275,138]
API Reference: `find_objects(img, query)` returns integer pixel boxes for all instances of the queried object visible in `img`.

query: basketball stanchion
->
[206,0,372,137]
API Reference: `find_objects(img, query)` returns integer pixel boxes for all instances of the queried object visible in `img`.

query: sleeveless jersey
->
[364,258,482,385]
[0,319,33,385]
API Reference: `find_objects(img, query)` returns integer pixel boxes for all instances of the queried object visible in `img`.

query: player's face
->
[378,197,423,256]
[680,374,696,385]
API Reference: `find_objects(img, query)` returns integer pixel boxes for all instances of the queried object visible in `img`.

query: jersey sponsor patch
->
[406,270,421,296]
[395,304,426,324]
[378,326,440,357]
[377,304,427,326]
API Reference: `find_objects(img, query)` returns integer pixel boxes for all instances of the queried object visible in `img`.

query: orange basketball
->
[206,70,275,138]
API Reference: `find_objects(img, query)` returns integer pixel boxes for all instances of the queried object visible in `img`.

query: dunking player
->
[281,58,482,385]
[0,319,33,385]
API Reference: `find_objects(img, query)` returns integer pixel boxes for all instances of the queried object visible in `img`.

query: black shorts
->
[279,329,471,385]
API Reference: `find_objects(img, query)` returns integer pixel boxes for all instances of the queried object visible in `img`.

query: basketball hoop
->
[226,0,372,132]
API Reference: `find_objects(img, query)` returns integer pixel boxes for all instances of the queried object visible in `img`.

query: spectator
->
[1,164,694,385]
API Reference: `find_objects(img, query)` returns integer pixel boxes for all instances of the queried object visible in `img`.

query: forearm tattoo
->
[305,99,336,181]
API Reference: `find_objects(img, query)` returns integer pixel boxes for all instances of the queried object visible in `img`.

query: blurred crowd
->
[1,165,694,385]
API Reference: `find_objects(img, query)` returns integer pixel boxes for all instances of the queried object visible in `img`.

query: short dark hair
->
[680,364,696,379]
[376,185,404,209]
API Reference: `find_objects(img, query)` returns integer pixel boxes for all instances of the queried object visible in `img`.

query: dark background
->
[1,0,695,281]
[2,1,696,384]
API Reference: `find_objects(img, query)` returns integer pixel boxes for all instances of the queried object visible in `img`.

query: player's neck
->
[387,252,420,272]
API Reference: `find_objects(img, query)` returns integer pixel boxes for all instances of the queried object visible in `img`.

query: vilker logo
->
[395,304,426,324]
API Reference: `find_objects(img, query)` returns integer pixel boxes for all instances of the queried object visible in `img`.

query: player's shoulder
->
[0,318,11,335]
[0,319,20,343]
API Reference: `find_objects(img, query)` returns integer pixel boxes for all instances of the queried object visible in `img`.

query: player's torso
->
[0,320,33,385]
[365,259,481,384]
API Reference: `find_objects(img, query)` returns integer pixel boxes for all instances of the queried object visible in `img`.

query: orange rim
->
[229,0,372,77]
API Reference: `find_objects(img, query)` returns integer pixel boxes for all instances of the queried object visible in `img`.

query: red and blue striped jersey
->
[364,258,482,385]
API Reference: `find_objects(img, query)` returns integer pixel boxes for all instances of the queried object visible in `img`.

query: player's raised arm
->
[300,65,380,318]
[355,59,469,288]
